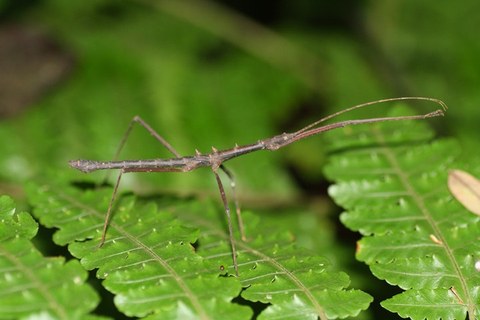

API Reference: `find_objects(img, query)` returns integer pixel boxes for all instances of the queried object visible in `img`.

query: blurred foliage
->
[0,0,478,319]
[364,1,480,149]
[1,0,478,200]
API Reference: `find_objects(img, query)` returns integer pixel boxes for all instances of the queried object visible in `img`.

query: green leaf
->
[26,179,372,319]
[0,195,101,320]
[324,105,480,319]
[381,288,467,320]
[173,202,373,319]
[26,183,251,319]
[0,196,37,241]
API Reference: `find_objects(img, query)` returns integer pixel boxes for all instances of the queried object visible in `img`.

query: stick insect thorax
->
[69,96,447,276]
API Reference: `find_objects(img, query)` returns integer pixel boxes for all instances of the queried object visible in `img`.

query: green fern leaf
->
[173,202,373,319]
[26,183,251,319]
[0,195,101,320]
[27,179,372,319]
[324,105,480,319]
[381,288,467,320]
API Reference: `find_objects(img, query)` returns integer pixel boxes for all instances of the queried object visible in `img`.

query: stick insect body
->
[69,97,447,276]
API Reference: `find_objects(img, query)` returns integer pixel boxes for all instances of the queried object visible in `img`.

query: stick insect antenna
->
[294,96,448,136]
[285,97,447,146]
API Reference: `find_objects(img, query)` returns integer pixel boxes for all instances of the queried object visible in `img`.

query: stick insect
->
[69,96,447,276]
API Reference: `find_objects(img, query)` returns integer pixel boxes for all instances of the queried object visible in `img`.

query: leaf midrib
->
[55,188,211,320]
[0,243,68,319]
[372,127,473,317]
[178,205,329,320]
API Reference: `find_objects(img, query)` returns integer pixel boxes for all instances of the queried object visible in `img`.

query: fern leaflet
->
[0,195,102,320]
[324,106,480,319]
[26,183,250,320]
[26,179,372,319]
[172,201,373,319]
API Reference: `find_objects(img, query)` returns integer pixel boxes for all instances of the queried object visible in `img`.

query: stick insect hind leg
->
[102,116,181,184]
[99,115,182,247]
[99,116,246,275]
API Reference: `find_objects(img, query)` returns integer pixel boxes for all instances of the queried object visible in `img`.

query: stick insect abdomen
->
[69,156,212,174]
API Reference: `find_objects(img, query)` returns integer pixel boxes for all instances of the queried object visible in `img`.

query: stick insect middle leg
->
[220,164,246,242]
[213,167,240,276]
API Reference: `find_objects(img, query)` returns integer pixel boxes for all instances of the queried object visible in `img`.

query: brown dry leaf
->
[448,169,480,215]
